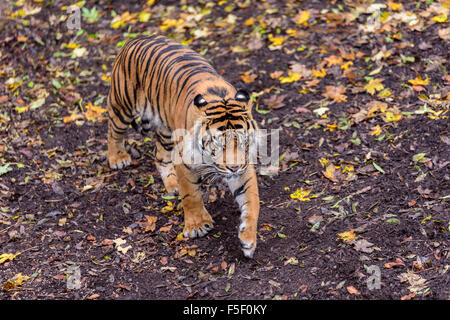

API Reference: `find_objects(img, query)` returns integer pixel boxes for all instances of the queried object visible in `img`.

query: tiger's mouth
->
[215,163,248,177]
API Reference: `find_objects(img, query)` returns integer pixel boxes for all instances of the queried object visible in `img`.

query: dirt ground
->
[0,0,449,300]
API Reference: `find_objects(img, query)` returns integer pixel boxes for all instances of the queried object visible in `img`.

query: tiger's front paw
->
[239,224,257,258]
[163,174,179,194]
[183,213,214,238]
[108,150,131,170]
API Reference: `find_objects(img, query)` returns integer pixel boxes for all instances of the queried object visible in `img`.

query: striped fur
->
[107,35,260,257]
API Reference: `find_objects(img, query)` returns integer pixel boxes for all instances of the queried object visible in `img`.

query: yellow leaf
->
[312,68,327,78]
[290,188,312,201]
[286,28,297,37]
[160,18,184,31]
[12,273,30,286]
[323,163,338,183]
[340,61,353,70]
[387,2,402,11]
[243,17,255,26]
[84,102,107,122]
[240,70,258,83]
[337,229,356,243]
[325,123,338,131]
[294,10,310,25]
[432,14,447,23]
[15,106,29,113]
[62,42,80,49]
[384,111,402,122]
[138,11,151,23]
[408,76,430,86]
[377,89,392,98]
[279,72,302,83]
[370,125,382,136]
[342,165,354,173]
[0,252,20,264]
[268,34,284,46]
[365,78,384,95]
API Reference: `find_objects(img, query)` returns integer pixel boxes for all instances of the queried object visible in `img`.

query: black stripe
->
[233,178,251,199]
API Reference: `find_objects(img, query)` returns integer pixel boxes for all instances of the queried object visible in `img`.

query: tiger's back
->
[108,35,233,134]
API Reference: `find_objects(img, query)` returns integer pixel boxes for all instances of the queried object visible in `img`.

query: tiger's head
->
[192,88,258,178]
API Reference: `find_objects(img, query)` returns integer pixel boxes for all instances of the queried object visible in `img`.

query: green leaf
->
[277,232,287,238]
[412,153,430,163]
[310,221,320,233]
[386,218,400,224]
[372,162,385,174]
[0,164,12,176]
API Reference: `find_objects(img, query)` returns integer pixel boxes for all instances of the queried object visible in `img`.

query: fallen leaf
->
[322,86,347,103]
[137,215,157,233]
[401,293,416,300]
[353,239,375,253]
[398,270,428,294]
[0,252,20,264]
[113,238,132,254]
[384,258,405,268]
[279,72,302,83]
[84,102,107,122]
[337,229,356,243]
[323,163,338,183]
[263,94,287,110]
[365,78,384,95]
[240,70,258,83]
[370,125,382,136]
[284,257,299,265]
[311,68,327,78]
[346,286,360,295]
[293,10,310,25]
[408,75,430,86]
[290,188,311,201]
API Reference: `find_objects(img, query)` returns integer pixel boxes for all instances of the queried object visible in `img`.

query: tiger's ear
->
[235,89,250,103]
[194,94,208,108]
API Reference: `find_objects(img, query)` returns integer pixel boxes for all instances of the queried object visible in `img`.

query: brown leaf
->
[159,224,172,233]
[289,62,312,78]
[384,258,405,269]
[322,163,338,183]
[240,70,257,83]
[263,94,287,110]
[346,286,360,295]
[322,85,347,103]
[295,106,312,113]
[307,214,323,225]
[401,293,416,300]
[138,215,157,233]
[353,239,374,253]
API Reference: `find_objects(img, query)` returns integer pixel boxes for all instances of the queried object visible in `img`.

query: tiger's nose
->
[227,166,240,172]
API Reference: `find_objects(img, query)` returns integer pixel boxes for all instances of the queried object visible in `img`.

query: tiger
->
[107,35,260,258]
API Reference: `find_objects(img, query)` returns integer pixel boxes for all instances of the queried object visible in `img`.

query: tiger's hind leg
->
[107,102,132,170]
[155,128,178,194]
